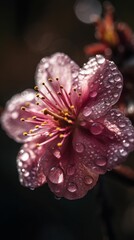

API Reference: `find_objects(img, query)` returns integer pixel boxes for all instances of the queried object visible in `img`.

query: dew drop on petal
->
[83,107,92,117]
[90,122,104,135]
[74,142,85,153]
[48,167,64,184]
[95,158,107,166]
[96,55,105,64]
[11,111,19,119]
[21,152,29,161]
[67,165,75,176]
[119,149,128,157]
[123,141,130,148]
[84,176,93,185]
[67,182,77,193]
[53,150,61,159]
[89,91,97,98]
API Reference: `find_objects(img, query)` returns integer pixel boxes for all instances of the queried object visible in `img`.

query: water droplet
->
[129,138,134,143]
[90,122,104,135]
[108,78,114,83]
[67,182,77,192]
[95,158,107,166]
[53,150,61,159]
[74,142,84,153]
[21,152,29,161]
[123,141,130,147]
[89,91,97,98]
[113,93,118,98]
[83,107,92,117]
[120,150,128,157]
[119,122,126,128]
[84,176,93,185]
[116,83,122,89]
[48,167,64,184]
[11,111,19,119]
[67,165,75,176]
[96,55,105,64]
[24,171,30,177]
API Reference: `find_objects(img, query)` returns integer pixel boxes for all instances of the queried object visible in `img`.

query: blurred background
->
[0,0,134,239]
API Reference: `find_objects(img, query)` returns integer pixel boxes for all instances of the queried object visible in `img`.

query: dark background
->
[0,0,134,239]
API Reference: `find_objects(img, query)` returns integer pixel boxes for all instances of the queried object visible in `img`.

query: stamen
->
[20,118,25,121]
[23,132,28,136]
[21,106,26,111]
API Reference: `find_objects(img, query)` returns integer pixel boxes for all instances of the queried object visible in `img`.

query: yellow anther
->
[67,120,73,124]
[25,102,30,107]
[64,112,69,116]
[41,96,45,99]
[36,143,40,147]
[59,134,64,138]
[21,106,26,111]
[35,125,39,128]
[20,118,25,121]
[43,108,48,114]
[48,78,52,82]
[36,93,40,97]
[57,142,62,147]
[64,117,68,121]
[32,116,37,119]
[29,129,33,134]
[49,133,53,137]
[56,127,61,131]
[42,82,45,85]
[70,105,75,109]
[23,132,28,136]
[34,86,38,91]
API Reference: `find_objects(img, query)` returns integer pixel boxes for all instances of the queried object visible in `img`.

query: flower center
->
[20,77,79,148]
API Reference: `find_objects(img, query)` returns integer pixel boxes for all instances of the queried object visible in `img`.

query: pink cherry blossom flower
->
[1,53,134,200]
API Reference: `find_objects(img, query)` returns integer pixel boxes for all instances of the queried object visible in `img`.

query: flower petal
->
[41,137,99,200]
[17,141,46,189]
[78,109,134,174]
[103,109,134,169]
[35,52,79,101]
[1,89,46,142]
[78,55,123,119]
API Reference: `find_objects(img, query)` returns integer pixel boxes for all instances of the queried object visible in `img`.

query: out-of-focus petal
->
[41,137,99,200]
[17,141,46,189]
[35,52,79,101]
[78,55,123,119]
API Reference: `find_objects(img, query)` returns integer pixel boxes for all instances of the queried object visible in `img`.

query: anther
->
[57,142,62,147]
[70,105,75,109]
[20,118,25,121]
[32,116,37,119]
[60,85,63,89]
[23,132,28,136]
[36,93,40,97]
[35,125,39,129]
[29,130,33,134]
[25,102,30,107]
[34,86,39,91]
[49,133,53,137]
[21,106,26,111]
[56,77,59,81]
[36,143,40,147]
[59,134,64,138]
[48,78,52,82]
[36,102,40,105]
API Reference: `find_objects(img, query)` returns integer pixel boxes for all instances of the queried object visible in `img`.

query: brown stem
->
[113,164,134,181]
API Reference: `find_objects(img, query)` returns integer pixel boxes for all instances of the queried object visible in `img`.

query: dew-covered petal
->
[0,89,49,142]
[78,55,123,119]
[17,141,46,189]
[41,137,99,200]
[35,52,79,101]
[103,109,134,169]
